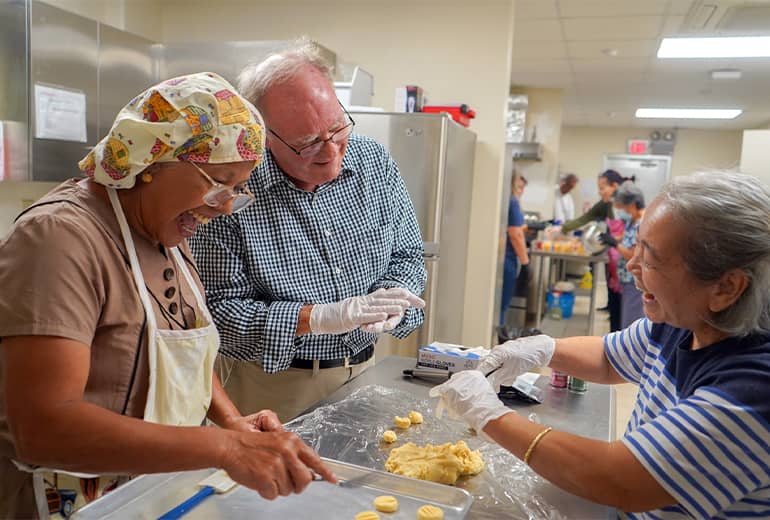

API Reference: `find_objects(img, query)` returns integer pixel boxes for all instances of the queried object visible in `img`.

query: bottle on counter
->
[568,376,588,393]
[548,293,563,320]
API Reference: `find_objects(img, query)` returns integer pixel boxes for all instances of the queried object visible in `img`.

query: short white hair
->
[237,36,334,110]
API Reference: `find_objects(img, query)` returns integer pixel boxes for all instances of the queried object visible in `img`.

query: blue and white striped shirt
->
[605,318,770,519]
[190,134,426,373]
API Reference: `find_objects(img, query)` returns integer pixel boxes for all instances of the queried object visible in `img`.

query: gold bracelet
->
[523,426,553,465]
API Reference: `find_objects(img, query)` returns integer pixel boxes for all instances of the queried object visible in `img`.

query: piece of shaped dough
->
[382,430,398,443]
[384,441,484,485]
[417,504,444,520]
[373,495,399,513]
[355,512,380,520]
[394,415,411,429]
[408,410,423,424]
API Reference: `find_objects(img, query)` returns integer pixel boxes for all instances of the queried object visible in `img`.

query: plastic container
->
[559,292,575,319]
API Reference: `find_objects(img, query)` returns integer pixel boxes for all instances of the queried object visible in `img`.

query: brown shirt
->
[0,179,206,514]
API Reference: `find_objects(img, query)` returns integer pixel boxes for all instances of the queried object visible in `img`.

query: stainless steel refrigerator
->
[350,111,477,350]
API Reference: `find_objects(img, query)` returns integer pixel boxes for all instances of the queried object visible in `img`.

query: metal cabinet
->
[0,0,30,181]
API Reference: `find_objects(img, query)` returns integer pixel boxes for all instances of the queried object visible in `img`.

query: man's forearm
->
[296,304,312,336]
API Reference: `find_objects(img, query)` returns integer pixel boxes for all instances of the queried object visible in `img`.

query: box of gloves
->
[417,342,490,372]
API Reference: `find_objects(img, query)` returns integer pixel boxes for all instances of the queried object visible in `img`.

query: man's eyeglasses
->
[190,162,255,214]
[268,104,355,159]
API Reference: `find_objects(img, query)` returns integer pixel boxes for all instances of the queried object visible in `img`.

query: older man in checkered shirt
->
[190,41,426,422]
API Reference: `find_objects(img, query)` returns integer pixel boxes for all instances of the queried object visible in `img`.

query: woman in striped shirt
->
[432,170,770,519]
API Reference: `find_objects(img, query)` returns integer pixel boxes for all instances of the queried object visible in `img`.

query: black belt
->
[290,344,374,370]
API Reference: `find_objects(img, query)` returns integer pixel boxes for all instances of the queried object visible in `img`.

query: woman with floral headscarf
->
[0,72,337,518]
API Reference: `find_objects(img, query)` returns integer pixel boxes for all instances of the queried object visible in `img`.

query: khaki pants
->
[216,355,375,423]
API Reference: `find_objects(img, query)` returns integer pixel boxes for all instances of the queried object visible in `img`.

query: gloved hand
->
[360,288,425,334]
[429,370,514,441]
[309,288,421,335]
[476,335,556,391]
[598,232,618,247]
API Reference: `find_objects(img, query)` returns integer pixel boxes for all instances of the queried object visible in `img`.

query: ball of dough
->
[355,512,380,520]
[408,410,424,424]
[373,495,399,513]
[417,504,444,520]
[382,430,398,443]
[394,415,411,428]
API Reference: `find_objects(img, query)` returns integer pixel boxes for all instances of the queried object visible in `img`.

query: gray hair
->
[236,36,334,110]
[614,180,645,208]
[660,171,770,336]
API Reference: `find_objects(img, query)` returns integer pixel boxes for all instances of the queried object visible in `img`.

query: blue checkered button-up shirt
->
[190,134,426,373]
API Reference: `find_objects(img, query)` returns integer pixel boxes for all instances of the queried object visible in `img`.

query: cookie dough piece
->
[408,410,423,424]
[373,495,399,513]
[384,441,484,485]
[382,430,398,443]
[417,505,444,520]
[394,415,411,429]
[355,512,380,520]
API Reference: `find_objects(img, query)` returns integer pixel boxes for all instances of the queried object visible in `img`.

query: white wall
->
[559,126,743,211]
[0,182,59,237]
[158,0,516,345]
[740,129,770,187]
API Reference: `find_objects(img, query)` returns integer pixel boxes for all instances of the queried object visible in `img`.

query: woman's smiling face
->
[626,199,714,330]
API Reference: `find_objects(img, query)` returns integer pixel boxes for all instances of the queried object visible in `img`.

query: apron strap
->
[170,248,214,326]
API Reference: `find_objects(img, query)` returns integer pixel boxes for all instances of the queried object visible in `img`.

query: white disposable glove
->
[476,335,556,391]
[309,288,420,335]
[429,370,514,442]
[360,288,425,333]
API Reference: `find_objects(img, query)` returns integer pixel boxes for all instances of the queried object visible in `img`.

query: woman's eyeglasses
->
[190,162,255,213]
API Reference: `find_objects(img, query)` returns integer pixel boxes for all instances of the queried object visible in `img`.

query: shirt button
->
[164,287,176,299]
[324,229,332,237]
[169,302,179,315]
[334,267,341,274]
[163,268,175,281]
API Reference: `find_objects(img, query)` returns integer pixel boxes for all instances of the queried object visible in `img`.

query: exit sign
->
[628,139,649,154]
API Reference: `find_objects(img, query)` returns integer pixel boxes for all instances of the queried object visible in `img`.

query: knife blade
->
[338,470,378,489]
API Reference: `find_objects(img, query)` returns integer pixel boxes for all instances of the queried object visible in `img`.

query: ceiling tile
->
[558,0,670,18]
[562,16,663,40]
[513,40,567,59]
[514,18,563,41]
[567,40,658,58]
[515,0,558,20]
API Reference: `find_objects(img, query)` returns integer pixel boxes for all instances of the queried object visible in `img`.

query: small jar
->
[550,370,568,388]
[568,376,588,393]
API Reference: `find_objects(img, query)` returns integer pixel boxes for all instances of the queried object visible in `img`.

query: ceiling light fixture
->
[657,36,770,58]
[635,108,742,119]
[709,69,742,80]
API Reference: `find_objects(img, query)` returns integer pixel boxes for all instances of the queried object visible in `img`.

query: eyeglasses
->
[190,162,255,214]
[268,104,355,158]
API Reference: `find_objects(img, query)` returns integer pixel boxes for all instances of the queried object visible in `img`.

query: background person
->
[599,181,645,328]
[553,172,578,223]
[431,171,770,519]
[190,40,426,422]
[500,172,529,327]
[0,72,336,518]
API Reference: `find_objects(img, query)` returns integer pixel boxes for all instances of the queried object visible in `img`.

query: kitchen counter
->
[306,356,617,519]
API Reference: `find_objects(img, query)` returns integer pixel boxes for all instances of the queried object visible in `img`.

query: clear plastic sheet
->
[286,385,566,519]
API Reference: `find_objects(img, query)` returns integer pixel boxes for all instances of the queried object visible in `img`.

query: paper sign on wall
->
[34,84,87,142]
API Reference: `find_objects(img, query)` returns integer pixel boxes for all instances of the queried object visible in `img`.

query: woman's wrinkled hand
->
[223,410,283,433]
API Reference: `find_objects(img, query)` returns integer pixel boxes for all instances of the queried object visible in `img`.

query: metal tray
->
[72,458,473,519]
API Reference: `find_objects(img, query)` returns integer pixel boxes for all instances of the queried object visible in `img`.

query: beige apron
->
[14,189,220,518]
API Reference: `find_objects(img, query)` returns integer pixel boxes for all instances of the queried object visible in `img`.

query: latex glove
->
[476,335,556,391]
[359,288,425,334]
[599,232,618,247]
[429,370,513,441]
[310,288,421,335]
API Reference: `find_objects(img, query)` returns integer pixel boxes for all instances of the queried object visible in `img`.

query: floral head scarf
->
[79,72,264,189]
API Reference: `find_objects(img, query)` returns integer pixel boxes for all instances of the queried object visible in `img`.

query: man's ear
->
[709,268,749,313]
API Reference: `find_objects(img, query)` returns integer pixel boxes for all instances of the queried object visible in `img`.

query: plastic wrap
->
[286,385,566,519]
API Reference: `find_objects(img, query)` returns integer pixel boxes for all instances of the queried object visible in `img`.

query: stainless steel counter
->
[306,356,617,519]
